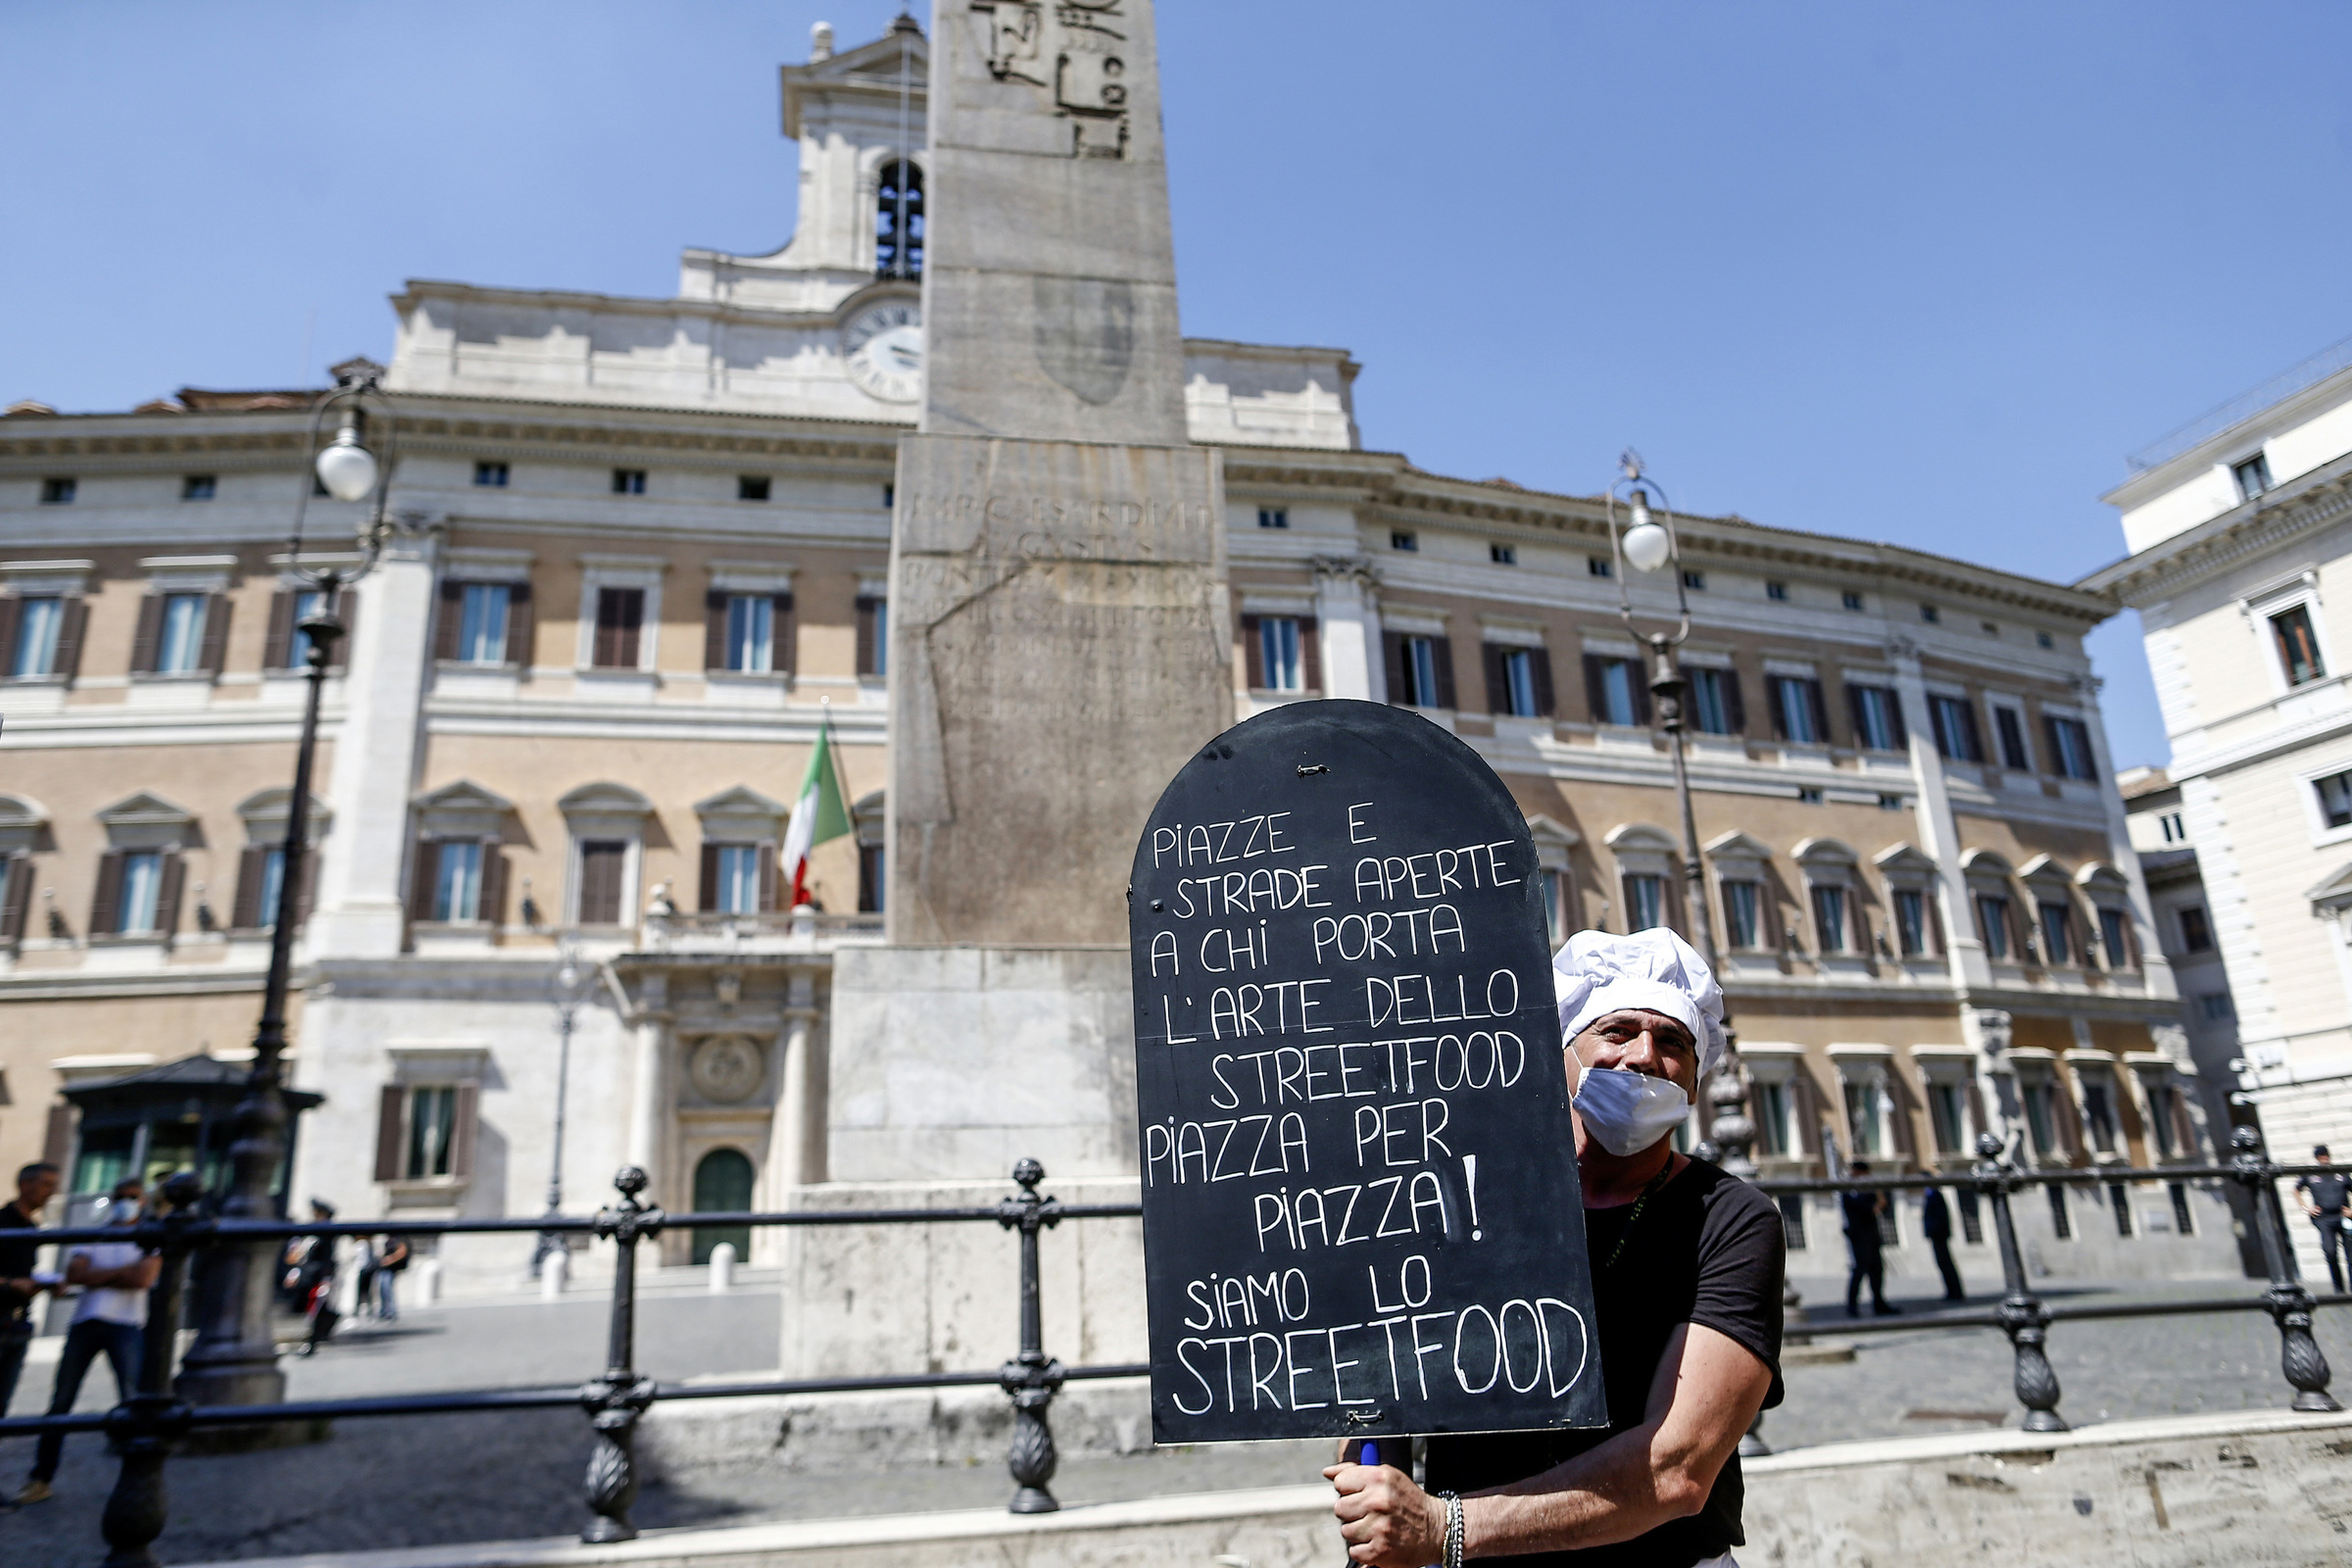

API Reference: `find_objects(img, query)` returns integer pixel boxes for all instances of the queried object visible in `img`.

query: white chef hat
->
[1553,927,1727,1080]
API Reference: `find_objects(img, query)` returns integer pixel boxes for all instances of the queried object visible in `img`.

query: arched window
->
[691,1147,755,1264]
[876,159,923,280]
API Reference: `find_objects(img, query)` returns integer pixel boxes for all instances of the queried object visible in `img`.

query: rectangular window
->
[1498,647,1539,717]
[1592,657,1640,725]
[2320,770,2352,829]
[405,1086,459,1180]
[2081,1072,2118,1152]
[1842,590,1864,612]
[155,593,207,674]
[1754,1081,1790,1156]
[2045,715,2096,780]
[432,841,483,922]
[1541,867,1564,943]
[1928,1081,1968,1155]
[2198,991,2234,1021]
[2108,1182,2132,1238]
[612,468,647,495]
[1775,1193,1808,1250]
[1256,507,1288,529]
[39,477,74,505]
[1766,580,1788,602]
[457,584,511,665]
[858,842,885,913]
[1810,884,1847,953]
[1588,557,1612,578]
[737,475,771,502]
[1689,667,1738,735]
[1850,685,1903,751]
[2169,1181,2195,1235]
[1390,530,1418,552]
[857,596,888,676]
[2273,606,2326,687]
[2038,901,2073,964]
[286,588,329,669]
[593,587,645,668]
[1842,1078,1883,1156]
[181,474,216,501]
[2179,904,2213,952]
[1490,543,1516,565]
[118,850,164,935]
[1772,675,1825,744]
[1994,707,2031,770]
[1396,635,1444,708]
[2021,1079,2057,1155]
[2146,1084,2180,1158]
[1893,888,1929,956]
[1920,603,1940,623]
[712,844,763,913]
[1623,872,1665,933]
[9,596,64,677]
[1929,695,1983,760]
[2232,452,2273,500]
[1977,894,2012,959]
[726,594,775,673]
[473,461,510,487]
[1683,569,1706,591]
[2159,811,2186,843]
[1722,879,1761,948]
[1259,616,1303,693]
[576,839,627,925]
[2100,906,2132,967]
[2047,1184,2073,1240]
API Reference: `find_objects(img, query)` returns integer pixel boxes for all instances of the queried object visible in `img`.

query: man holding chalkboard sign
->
[1329,929,1785,1568]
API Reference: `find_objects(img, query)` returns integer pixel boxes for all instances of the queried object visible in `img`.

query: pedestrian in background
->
[14,1178,159,1507]
[375,1235,410,1322]
[1921,1185,1966,1302]
[0,1162,63,1417]
[1841,1160,1899,1317]
[2295,1146,2351,1295]
[287,1199,339,1356]
[354,1237,381,1322]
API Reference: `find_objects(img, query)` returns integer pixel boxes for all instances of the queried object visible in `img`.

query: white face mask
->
[1573,1065,1691,1157]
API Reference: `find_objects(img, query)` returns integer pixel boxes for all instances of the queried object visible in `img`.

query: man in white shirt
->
[14,1178,159,1507]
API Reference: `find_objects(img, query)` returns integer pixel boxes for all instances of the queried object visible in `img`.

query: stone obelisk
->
[887,0,1231,947]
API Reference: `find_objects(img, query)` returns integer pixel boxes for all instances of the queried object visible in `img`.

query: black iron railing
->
[1,1128,2342,1564]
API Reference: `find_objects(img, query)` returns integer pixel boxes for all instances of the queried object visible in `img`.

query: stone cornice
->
[2080,454,2352,607]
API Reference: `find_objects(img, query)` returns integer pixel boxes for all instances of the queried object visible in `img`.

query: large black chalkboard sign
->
[1129,700,1605,1445]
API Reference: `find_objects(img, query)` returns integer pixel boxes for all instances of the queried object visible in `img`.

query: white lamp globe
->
[315,431,378,503]
[1623,518,1673,573]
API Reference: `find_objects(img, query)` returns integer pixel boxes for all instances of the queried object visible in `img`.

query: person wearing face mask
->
[1329,928,1785,1568]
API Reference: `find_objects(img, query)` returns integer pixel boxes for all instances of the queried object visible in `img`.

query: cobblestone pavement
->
[2,1270,2342,1562]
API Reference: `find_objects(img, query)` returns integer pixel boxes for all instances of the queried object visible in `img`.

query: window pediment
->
[414,780,514,841]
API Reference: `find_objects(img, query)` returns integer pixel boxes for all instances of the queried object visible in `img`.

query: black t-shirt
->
[0,1202,41,1323]
[1423,1157,1786,1568]
[1839,1190,1883,1245]
[2298,1173,2352,1215]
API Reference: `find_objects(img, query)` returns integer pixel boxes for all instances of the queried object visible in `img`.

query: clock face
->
[843,301,923,404]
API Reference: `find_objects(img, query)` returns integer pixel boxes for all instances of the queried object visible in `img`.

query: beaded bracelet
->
[1439,1491,1464,1568]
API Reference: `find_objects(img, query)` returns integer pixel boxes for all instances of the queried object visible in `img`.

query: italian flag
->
[780,711,853,908]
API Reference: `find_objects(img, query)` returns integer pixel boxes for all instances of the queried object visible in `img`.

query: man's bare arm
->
[1328,1323,1773,1565]
[66,1252,161,1291]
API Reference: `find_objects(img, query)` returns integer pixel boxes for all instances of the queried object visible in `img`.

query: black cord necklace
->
[1599,1158,1679,1273]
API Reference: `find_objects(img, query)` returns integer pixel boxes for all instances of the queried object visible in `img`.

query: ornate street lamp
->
[1603,451,1756,1178]
[535,938,599,1274]
[176,367,403,1408]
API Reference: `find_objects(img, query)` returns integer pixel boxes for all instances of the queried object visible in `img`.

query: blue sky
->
[7,1,2350,770]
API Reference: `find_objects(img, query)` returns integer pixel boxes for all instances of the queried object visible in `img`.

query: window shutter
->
[705,590,730,671]
[1530,648,1555,717]
[43,1102,77,1170]
[1887,689,1908,750]
[1430,636,1457,710]
[1582,654,1606,724]
[434,578,465,662]
[699,843,722,911]
[1241,614,1263,688]
[156,851,186,937]
[329,590,355,670]
[0,854,31,944]
[1958,702,1984,762]
[1805,679,1831,745]
[773,593,796,676]
[130,595,165,673]
[197,594,232,675]
[89,849,125,936]
[759,841,779,911]
[1383,631,1408,706]
[0,599,18,671]
[595,588,643,668]
[478,844,508,927]
[1767,676,1788,740]
[1721,668,1746,734]
[2040,714,2065,777]
[449,1082,480,1179]
[264,588,296,669]
[231,846,268,929]
[53,597,87,679]
[1927,894,1945,956]
[578,841,624,924]
[294,845,318,927]
[1299,617,1322,692]
[1629,661,1652,726]
[855,596,879,675]
[1847,684,1870,747]
[408,842,439,924]
[503,582,533,666]
[1482,644,1507,714]
[373,1086,407,1183]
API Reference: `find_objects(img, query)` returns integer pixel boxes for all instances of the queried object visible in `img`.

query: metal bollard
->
[2230,1127,2341,1412]
[580,1166,663,1543]
[997,1157,1067,1514]
[541,1248,568,1299]
[98,1171,208,1568]
[1974,1134,2067,1433]
[709,1242,737,1292]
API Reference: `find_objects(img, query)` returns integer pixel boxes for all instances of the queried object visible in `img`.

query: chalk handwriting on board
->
[1129,700,1606,1444]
